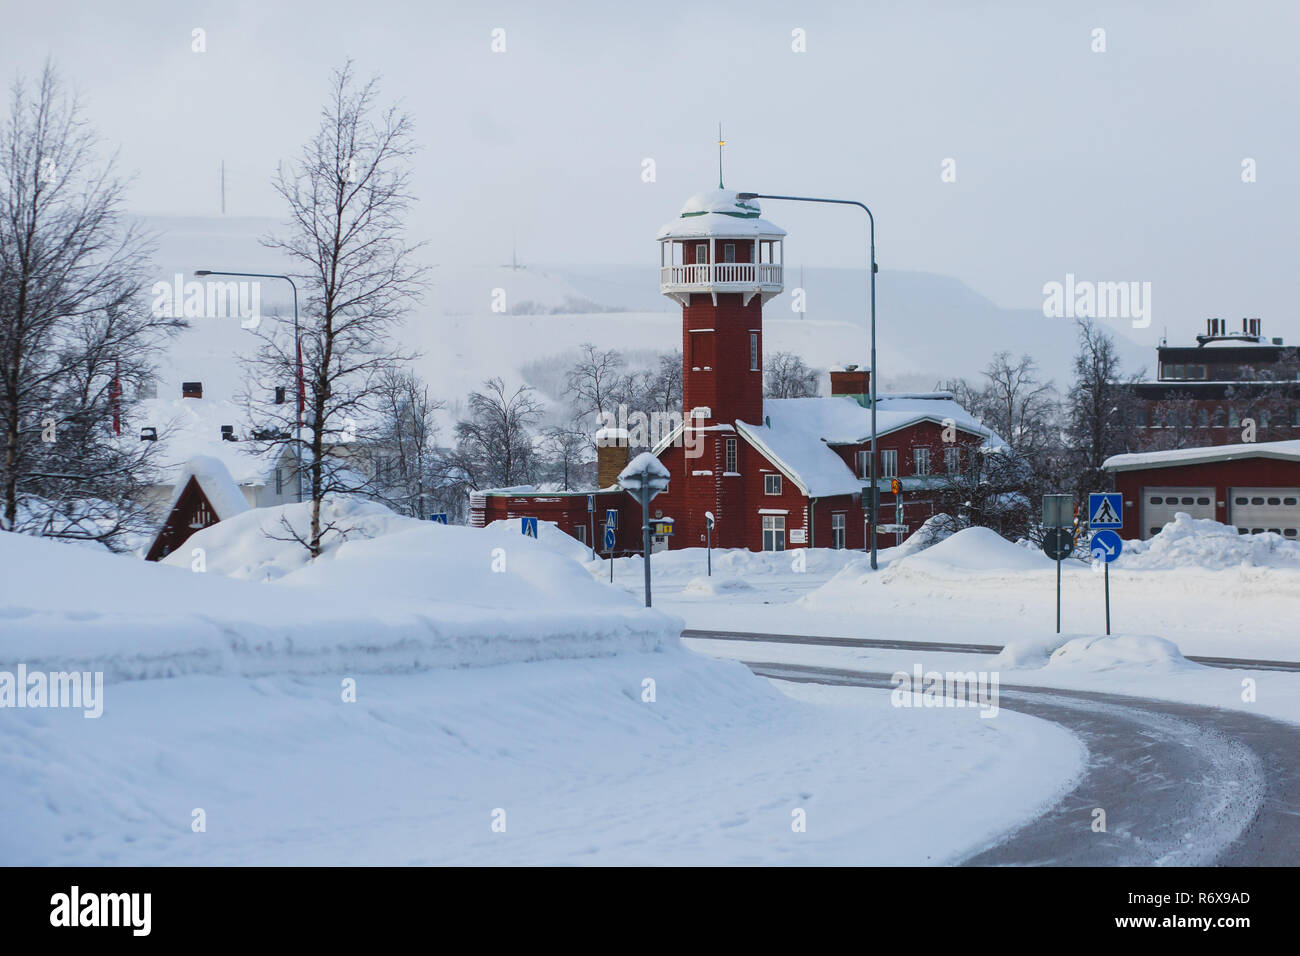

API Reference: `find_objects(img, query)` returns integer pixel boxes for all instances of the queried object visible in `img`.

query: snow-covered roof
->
[765,395,1005,447]
[1104,439,1300,472]
[656,189,787,241]
[732,395,1004,498]
[138,397,281,488]
[162,455,251,522]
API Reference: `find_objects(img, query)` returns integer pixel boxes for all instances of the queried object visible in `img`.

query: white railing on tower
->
[660,263,783,288]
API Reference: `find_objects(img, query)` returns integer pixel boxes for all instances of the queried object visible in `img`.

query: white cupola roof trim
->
[657,189,787,241]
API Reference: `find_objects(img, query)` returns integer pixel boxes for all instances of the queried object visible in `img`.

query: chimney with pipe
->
[829,364,871,408]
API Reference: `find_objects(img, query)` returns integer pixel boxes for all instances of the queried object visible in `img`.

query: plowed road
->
[682,631,1300,865]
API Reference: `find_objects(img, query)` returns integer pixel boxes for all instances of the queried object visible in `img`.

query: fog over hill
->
[139,215,1153,423]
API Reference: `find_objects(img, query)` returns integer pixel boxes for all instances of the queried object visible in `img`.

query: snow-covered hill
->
[137,215,1152,426]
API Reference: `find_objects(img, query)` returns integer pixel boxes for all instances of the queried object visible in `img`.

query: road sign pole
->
[1104,561,1111,635]
[1050,554,1060,634]
[706,523,712,576]
[640,486,652,607]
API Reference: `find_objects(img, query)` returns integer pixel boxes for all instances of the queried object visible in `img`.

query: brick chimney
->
[596,427,629,488]
[830,365,871,408]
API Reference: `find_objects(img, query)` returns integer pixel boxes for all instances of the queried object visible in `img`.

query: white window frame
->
[762,515,786,551]
[914,447,930,476]
[725,438,738,473]
[944,446,960,475]
[724,242,736,263]
[750,333,759,372]
[831,512,846,550]
[855,450,870,479]
[764,473,782,495]
[881,449,898,478]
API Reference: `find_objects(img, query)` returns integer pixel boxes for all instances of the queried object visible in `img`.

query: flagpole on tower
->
[718,123,725,189]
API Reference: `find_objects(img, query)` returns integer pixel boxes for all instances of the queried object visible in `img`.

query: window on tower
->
[695,243,708,264]
[724,242,735,263]
[725,438,737,473]
[750,333,759,371]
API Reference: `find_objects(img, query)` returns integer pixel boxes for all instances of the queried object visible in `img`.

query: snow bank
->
[682,575,755,595]
[1116,513,1300,571]
[1048,634,1195,672]
[601,545,862,584]
[891,513,958,560]
[1,499,680,681]
[886,526,1054,577]
[484,516,593,565]
[994,632,1196,672]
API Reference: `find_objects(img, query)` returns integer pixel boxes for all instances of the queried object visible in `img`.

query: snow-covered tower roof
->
[656,189,787,241]
[658,189,785,307]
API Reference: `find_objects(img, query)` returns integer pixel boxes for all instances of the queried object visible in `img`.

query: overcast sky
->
[4,0,1297,347]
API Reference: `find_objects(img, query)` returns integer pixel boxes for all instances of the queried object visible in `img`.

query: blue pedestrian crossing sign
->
[603,524,616,551]
[605,508,618,529]
[521,517,538,538]
[1089,529,1123,563]
[429,512,448,524]
[1088,493,1123,529]
[587,494,595,513]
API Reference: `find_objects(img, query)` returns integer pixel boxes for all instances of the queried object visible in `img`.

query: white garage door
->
[1229,488,1300,539]
[1141,487,1215,538]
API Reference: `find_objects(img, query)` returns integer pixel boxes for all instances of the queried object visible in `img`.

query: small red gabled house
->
[470,189,1006,551]
[145,456,251,561]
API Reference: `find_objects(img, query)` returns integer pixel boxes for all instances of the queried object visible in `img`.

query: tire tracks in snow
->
[737,660,1298,865]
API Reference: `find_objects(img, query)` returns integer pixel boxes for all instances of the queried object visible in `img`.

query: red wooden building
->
[470,189,1006,551]
[1104,440,1300,540]
[145,456,251,561]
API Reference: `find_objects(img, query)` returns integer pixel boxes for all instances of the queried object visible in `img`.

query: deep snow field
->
[3,503,1297,865]
[0,500,1082,866]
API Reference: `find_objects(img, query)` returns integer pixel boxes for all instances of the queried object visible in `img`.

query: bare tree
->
[371,366,447,517]
[0,62,180,548]
[454,377,543,489]
[979,352,1056,452]
[764,351,820,398]
[564,342,629,421]
[541,424,588,490]
[1065,319,1143,497]
[244,62,426,557]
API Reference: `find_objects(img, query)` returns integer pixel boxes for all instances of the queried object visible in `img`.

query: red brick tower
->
[657,190,786,428]
[653,190,786,549]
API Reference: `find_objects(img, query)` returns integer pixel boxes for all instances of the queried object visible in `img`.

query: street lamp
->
[737,192,881,569]
[195,270,302,503]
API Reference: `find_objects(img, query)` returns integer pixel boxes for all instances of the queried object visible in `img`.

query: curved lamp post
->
[195,270,302,504]
[736,192,880,570]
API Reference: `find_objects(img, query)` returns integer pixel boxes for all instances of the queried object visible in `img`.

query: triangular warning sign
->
[1091,497,1119,525]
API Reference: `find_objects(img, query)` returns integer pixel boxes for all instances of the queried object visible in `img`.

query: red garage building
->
[1104,439,1300,540]
[471,188,1006,552]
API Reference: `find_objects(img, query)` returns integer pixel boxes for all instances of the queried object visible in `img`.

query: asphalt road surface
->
[722,652,1300,865]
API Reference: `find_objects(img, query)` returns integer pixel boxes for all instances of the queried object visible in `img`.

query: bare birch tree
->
[244,62,426,557]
